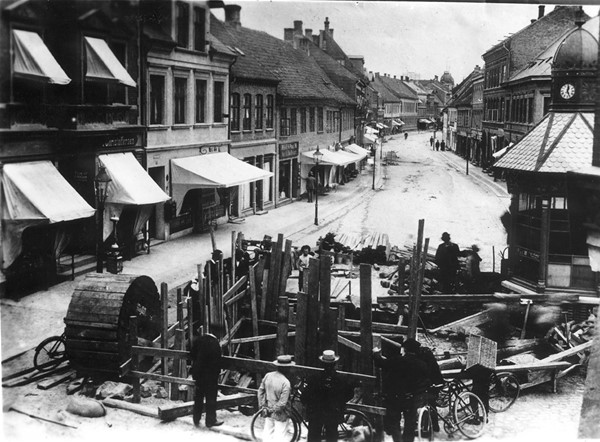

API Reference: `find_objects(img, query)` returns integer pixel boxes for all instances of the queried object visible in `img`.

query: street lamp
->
[106,215,123,274]
[313,146,323,226]
[372,141,376,190]
[94,166,111,273]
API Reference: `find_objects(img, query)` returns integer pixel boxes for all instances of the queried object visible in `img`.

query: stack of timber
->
[324,231,391,264]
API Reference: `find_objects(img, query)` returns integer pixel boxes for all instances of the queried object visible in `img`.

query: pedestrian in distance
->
[306,171,316,203]
[190,331,224,428]
[302,350,354,442]
[430,136,434,149]
[435,232,461,293]
[297,245,312,292]
[435,140,440,151]
[204,249,223,290]
[441,140,446,151]
[404,131,408,140]
[257,355,295,442]
[235,240,251,281]
[463,244,482,293]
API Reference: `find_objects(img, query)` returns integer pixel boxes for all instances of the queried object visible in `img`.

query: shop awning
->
[2,161,94,222]
[302,149,358,166]
[492,143,514,159]
[365,126,379,135]
[364,133,378,143]
[344,144,370,158]
[419,118,433,124]
[85,37,136,87]
[171,152,273,188]
[12,29,71,85]
[392,120,404,127]
[99,153,169,205]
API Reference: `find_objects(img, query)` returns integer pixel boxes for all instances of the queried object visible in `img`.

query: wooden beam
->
[339,330,406,340]
[229,332,296,345]
[220,318,245,347]
[319,251,332,352]
[37,370,76,390]
[130,370,195,386]
[345,319,417,334]
[224,288,247,307]
[158,393,257,421]
[249,264,261,363]
[103,398,157,418]
[428,309,495,334]
[160,282,169,393]
[338,335,361,352]
[276,294,290,355]
[360,264,373,375]
[295,291,308,366]
[223,276,248,303]
[442,361,572,377]
[306,258,320,366]
[540,341,593,363]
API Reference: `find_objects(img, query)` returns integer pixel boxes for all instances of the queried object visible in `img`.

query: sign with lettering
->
[101,135,139,148]
[519,248,540,261]
[279,142,298,159]
[200,146,222,155]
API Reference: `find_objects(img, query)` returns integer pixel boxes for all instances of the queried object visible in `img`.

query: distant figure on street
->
[204,249,223,289]
[306,171,316,203]
[257,355,294,442]
[303,350,353,442]
[441,140,446,151]
[463,244,482,293]
[435,140,440,151]
[430,136,434,149]
[297,245,312,292]
[191,332,223,428]
[235,241,251,280]
[404,131,408,140]
[435,232,460,293]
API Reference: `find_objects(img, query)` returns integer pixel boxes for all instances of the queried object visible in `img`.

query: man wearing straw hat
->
[257,355,295,442]
[302,350,353,442]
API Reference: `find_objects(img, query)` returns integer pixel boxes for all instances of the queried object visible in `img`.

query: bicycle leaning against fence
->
[250,378,374,442]
[417,378,487,441]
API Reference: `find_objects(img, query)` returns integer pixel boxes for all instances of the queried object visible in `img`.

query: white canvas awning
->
[364,133,378,143]
[12,29,71,85]
[344,144,369,159]
[1,161,95,268]
[85,37,136,87]
[391,120,404,127]
[365,126,379,135]
[302,149,357,167]
[99,153,169,205]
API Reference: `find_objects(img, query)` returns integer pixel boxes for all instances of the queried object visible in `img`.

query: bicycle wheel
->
[250,410,299,442]
[489,372,520,413]
[34,336,66,372]
[335,408,374,442]
[417,406,434,442]
[452,391,486,439]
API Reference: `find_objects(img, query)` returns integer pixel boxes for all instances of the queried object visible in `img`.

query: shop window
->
[280,108,290,136]
[255,94,263,129]
[263,156,273,203]
[230,93,240,131]
[193,7,206,51]
[317,107,324,132]
[266,94,274,129]
[214,81,224,123]
[174,76,187,124]
[309,107,315,132]
[300,108,307,133]
[195,79,206,123]
[243,93,252,130]
[12,78,44,124]
[176,2,189,48]
[150,75,165,125]
[290,108,297,135]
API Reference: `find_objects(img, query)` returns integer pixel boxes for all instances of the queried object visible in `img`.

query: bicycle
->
[33,333,67,372]
[250,379,374,442]
[417,378,487,440]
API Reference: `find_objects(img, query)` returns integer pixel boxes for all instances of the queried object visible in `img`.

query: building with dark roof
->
[494,10,599,295]
[370,73,419,131]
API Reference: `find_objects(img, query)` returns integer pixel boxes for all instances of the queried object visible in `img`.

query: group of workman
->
[189,329,490,442]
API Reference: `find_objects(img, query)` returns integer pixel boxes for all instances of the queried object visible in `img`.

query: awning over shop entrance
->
[12,29,71,85]
[301,149,358,166]
[2,161,95,268]
[391,120,404,127]
[85,37,136,87]
[99,153,170,205]
[344,144,370,159]
[364,133,378,143]
[419,118,433,124]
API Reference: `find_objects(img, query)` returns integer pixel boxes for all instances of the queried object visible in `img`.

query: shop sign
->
[101,135,139,148]
[74,170,88,182]
[199,146,222,155]
[519,248,540,261]
[279,142,299,159]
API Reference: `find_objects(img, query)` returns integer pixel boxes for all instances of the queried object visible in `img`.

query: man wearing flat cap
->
[258,355,295,442]
[302,350,354,441]
[435,232,460,293]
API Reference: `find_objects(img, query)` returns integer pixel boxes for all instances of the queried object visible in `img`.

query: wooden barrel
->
[64,273,161,378]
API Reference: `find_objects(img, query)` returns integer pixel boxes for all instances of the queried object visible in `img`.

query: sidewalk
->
[1,166,374,361]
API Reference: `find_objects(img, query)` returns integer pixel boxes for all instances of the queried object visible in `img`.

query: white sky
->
[213,1,598,84]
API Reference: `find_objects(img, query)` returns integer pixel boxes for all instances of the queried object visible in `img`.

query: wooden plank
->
[229,332,296,345]
[248,264,261,363]
[130,370,196,386]
[329,307,338,354]
[103,398,157,417]
[65,339,119,352]
[360,264,373,374]
[306,258,320,366]
[319,251,332,352]
[10,405,79,428]
[131,346,187,358]
[345,319,418,334]
[224,288,247,307]
[429,309,495,334]
[130,316,140,403]
[276,294,290,355]
[338,335,361,352]
[37,370,76,390]
[540,341,593,363]
[3,363,70,388]
[260,257,270,320]
[220,318,245,347]
[442,361,572,377]
[160,282,169,395]
[65,327,118,340]
[222,276,248,303]
[158,393,256,421]
[265,234,284,321]
[339,330,406,340]
[295,291,308,366]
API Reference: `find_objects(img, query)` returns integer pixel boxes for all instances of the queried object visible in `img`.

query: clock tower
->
[550,8,598,112]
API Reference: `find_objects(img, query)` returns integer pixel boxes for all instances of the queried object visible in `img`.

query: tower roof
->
[552,25,598,71]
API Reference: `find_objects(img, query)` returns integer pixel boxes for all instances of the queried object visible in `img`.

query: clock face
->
[560,83,575,99]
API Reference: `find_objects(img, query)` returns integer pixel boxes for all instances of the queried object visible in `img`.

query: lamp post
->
[313,146,323,226]
[94,166,111,273]
[106,215,123,274]
[372,142,376,190]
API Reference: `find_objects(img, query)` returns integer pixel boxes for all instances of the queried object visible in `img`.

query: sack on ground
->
[66,395,106,418]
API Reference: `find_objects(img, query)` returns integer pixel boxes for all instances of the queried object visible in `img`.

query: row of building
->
[444,5,590,170]
[0,0,452,293]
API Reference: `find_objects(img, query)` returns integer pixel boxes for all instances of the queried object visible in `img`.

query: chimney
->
[312,35,319,45]
[305,28,313,39]
[394,75,396,79]
[293,20,303,36]
[375,72,380,78]
[284,28,294,41]
[538,5,545,19]
[434,75,439,81]
[224,5,241,29]
[406,76,410,81]
[324,17,330,32]
[329,28,333,38]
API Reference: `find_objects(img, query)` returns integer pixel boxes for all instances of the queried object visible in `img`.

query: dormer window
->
[194,7,206,51]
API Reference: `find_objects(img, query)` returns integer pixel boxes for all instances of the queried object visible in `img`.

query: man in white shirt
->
[297,245,312,292]
[257,355,295,442]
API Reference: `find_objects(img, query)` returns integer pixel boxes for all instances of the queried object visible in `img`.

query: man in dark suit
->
[190,332,223,427]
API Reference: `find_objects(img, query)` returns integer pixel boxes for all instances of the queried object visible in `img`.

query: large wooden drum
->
[64,273,161,378]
